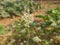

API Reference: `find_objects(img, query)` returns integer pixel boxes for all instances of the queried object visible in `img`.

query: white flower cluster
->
[32,36,41,43]
[22,13,34,27]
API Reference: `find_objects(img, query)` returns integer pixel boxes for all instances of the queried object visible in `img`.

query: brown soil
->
[0,17,20,26]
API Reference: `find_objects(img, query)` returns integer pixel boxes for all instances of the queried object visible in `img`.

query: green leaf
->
[41,21,52,29]
[35,15,43,18]
[0,25,4,35]
[30,22,39,27]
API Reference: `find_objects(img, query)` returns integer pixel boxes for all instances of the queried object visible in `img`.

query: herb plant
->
[0,2,60,45]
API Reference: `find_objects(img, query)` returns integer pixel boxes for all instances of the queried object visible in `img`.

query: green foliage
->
[30,22,39,27]
[0,0,41,18]
[46,7,60,29]
[47,7,60,21]
[0,25,4,35]
[35,15,43,18]
[41,21,52,29]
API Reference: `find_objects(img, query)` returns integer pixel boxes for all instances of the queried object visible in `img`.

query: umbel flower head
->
[22,13,34,27]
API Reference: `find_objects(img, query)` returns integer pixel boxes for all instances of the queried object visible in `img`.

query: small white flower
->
[18,24,21,26]
[20,42,24,45]
[12,25,16,28]
[23,13,34,23]
[24,23,30,27]
[50,39,54,41]
[22,13,34,27]
[55,36,60,39]
[23,40,27,43]
[36,27,41,30]
[57,20,60,23]
[20,29,26,33]
[51,22,57,26]
[32,36,41,43]
[7,32,12,35]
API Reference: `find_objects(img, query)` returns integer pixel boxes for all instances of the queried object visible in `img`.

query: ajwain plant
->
[2,7,60,45]
[2,13,42,45]
[0,7,60,45]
